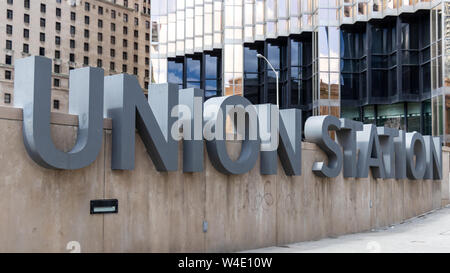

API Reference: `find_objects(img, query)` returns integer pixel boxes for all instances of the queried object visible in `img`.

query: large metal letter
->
[203,96,259,175]
[356,124,386,179]
[14,56,104,169]
[336,119,363,178]
[277,109,302,176]
[394,130,407,179]
[104,76,178,171]
[257,104,279,175]
[305,115,342,178]
[405,132,426,180]
[178,88,204,172]
[377,127,399,179]
[424,136,442,180]
[258,105,302,176]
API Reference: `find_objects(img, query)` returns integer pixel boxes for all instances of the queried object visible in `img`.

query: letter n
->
[104,75,178,171]
[424,136,442,180]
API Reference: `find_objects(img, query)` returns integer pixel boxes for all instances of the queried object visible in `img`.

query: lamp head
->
[256,54,263,58]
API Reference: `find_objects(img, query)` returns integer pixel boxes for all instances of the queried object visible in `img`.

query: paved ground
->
[245,206,450,253]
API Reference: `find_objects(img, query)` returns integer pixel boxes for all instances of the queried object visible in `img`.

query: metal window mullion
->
[396,16,403,102]
[183,56,187,89]
[365,21,371,106]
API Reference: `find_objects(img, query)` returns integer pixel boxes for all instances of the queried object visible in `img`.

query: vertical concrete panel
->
[326,169,346,237]
[301,144,328,241]
[276,174,305,245]
[0,119,104,252]
[204,145,229,252]
[369,176,377,229]
[372,178,404,228]
[403,179,420,220]
[432,180,442,210]
[103,133,205,252]
[205,141,276,252]
[391,179,405,224]
[343,177,371,234]
[276,143,373,243]
[422,180,434,215]
[373,178,391,228]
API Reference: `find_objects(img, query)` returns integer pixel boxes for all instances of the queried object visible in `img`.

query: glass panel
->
[422,62,431,93]
[377,103,406,130]
[186,57,201,82]
[407,102,421,132]
[167,59,184,89]
[244,46,258,72]
[291,39,301,67]
[423,99,432,136]
[328,27,339,59]
[402,65,419,94]
[363,105,376,124]
[372,70,388,98]
[267,43,281,69]
[205,54,218,79]
[204,51,221,98]
[341,73,359,100]
[244,45,262,104]
[267,42,281,105]
[341,106,361,121]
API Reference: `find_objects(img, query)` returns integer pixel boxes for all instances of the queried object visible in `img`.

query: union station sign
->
[13,56,442,180]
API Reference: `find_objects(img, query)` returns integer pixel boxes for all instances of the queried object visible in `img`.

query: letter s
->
[304,115,343,178]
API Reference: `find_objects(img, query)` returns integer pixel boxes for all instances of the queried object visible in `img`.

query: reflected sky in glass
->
[244,46,258,72]
[205,54,218,79]
[167,60,183,84]
[267,43,280,69]
[186,57,201,82]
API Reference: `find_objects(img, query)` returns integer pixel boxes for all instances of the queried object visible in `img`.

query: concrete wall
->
[0,106,448,253]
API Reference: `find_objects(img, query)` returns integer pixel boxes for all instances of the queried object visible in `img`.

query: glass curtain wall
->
[370,19,396,101]
[341,25,367,105]
[340,10,431,135]
[436,1,450,145]
[377,103,405,130]
[423,99,432,136]
[407,102,421,132]
[243,35,313,114]
[343,102,431,133]
[153,0,447,143]
[313,0,340,117]
[167,50,222,99]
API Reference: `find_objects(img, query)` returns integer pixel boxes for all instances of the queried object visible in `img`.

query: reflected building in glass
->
[151,0,450,145]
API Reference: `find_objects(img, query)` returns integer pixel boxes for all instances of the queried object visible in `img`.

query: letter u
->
[14,56,104,170]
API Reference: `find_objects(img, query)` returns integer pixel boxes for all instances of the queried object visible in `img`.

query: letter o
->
[405,132,426,180]
[203,96,259,175]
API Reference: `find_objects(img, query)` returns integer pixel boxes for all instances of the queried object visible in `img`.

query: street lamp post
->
[257,53,279,108]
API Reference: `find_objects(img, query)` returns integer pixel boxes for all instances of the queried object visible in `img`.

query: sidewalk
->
[245,206,450,253]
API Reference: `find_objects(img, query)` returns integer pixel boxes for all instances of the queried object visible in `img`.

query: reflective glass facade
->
[340,11,433,134]
[167,50,222,99]
[242,35,313,115]
[151,0,450,145]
